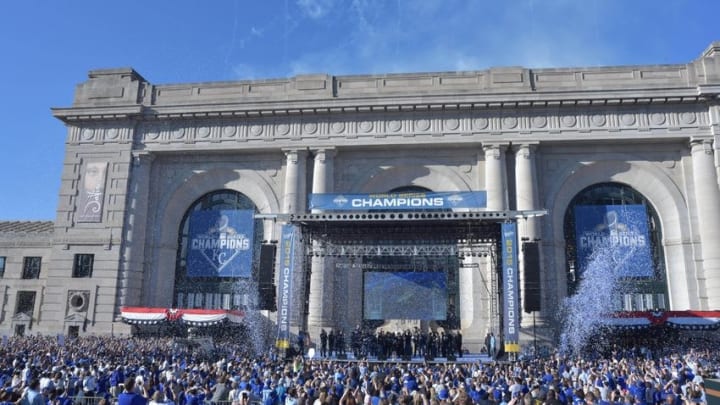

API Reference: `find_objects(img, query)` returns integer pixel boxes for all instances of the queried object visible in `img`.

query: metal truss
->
[306,241,495,257]
[290,210,547,223]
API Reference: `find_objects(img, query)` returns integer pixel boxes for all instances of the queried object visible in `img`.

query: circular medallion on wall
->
[472,117,489,130]
[590,114,606,127]
[679,112,696,125]
[81,128,94,141]
[106,128,119,140]
[146,129,160,140]
[416,119,431,131]
[649,112,666,126]
[276,123,290,136]
[303,122,318,134]
[444,118,460,131]
[330,121,345,134]
[250,124,264,136]
[387,120,402,132]
[173,127,185,140]
[560,115,577,128]
[502,116,518,129]
[197,126,211,138]
[531,116,547,128]
[359,121,373,133]
[620,113,636,126]
[222,125,237,137]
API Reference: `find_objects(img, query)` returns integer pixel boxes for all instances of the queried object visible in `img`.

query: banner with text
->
[502,222,520,353]
[574,204,653,278]
[308,191,487,211]
[187,210,255,278]
[276,224,298,350]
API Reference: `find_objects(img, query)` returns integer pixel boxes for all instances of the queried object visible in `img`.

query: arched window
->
[174,190,263,309]
[563,183,667,310]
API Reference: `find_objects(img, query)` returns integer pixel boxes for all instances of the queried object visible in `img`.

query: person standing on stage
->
[297,330,306,355]
[455,331,463,358]
[328,330,336,357]
[320,329,328,358]
[489,333,497,360]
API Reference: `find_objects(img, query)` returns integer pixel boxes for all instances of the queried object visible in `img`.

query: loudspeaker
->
[258,285,277,311]
[259,244,277,285]
[523,242,541,313]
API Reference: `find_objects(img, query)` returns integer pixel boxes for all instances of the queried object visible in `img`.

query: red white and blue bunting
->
[605,310,720,330]
[120,307,245,327]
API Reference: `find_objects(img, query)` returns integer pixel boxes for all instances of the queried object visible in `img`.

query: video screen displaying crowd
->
[0,331,718,405]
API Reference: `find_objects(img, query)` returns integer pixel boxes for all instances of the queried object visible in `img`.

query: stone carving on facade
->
[69,124,132,144]
[66,290,90,315]
[128,108,705,148]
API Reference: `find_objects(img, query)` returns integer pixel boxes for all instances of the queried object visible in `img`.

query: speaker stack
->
[258,244,277,311]
[523,242,542,313]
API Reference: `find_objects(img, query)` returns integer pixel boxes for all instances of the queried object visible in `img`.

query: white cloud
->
[297,0,334,19]
[232,63,262,80]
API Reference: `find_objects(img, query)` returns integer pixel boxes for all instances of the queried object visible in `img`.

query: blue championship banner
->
[308,191,487,211]
[187,210,255,278]
[574,204,653,278]
[502,222,520,353]
[276,224,298,350]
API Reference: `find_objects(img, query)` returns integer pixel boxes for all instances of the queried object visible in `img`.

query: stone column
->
[119,152,154,309]
[690,139,720,309]
[308,149,336,338]
[483,143,509,210]
[459,144,508,344]
[515,144,540,238]
[282,149,308,214]
[514,144,543,328]
[282,149,307,329]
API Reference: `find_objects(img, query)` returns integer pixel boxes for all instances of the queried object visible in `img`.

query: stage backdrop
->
[363,271,447,320]
[309,191,487,211]
[574,204,653,278]
[187,210,255,278]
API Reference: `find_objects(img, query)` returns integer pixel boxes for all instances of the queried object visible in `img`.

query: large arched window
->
[174,190,263,309]
[564,182,667,310]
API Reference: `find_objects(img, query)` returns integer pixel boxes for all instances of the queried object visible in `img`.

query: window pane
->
[16,291,36,315]
[72,254,94,278]
[0,256,5,278]
[22,257,41,279]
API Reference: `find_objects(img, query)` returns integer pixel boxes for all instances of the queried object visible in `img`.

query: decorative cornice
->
[53,92,711,122]
[115,107,709,149]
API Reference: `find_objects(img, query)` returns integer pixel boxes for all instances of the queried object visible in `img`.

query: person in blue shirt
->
[118,377,148,405]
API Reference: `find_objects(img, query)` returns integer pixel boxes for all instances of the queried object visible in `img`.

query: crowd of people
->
[313,327,465,360]
[0,331,719,405]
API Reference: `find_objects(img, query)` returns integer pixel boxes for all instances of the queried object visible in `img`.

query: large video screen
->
[187,209,255,278]
[363,271,447,320]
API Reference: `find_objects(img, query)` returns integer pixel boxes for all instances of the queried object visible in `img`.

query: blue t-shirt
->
[118,392,148,405]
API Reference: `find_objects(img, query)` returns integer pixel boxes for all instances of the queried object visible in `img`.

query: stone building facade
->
[1,42,720,351]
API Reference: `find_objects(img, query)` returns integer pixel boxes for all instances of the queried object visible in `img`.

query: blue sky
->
[0,0,717,220]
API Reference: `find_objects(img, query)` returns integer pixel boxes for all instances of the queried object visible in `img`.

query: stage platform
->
[305,352,493,364]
